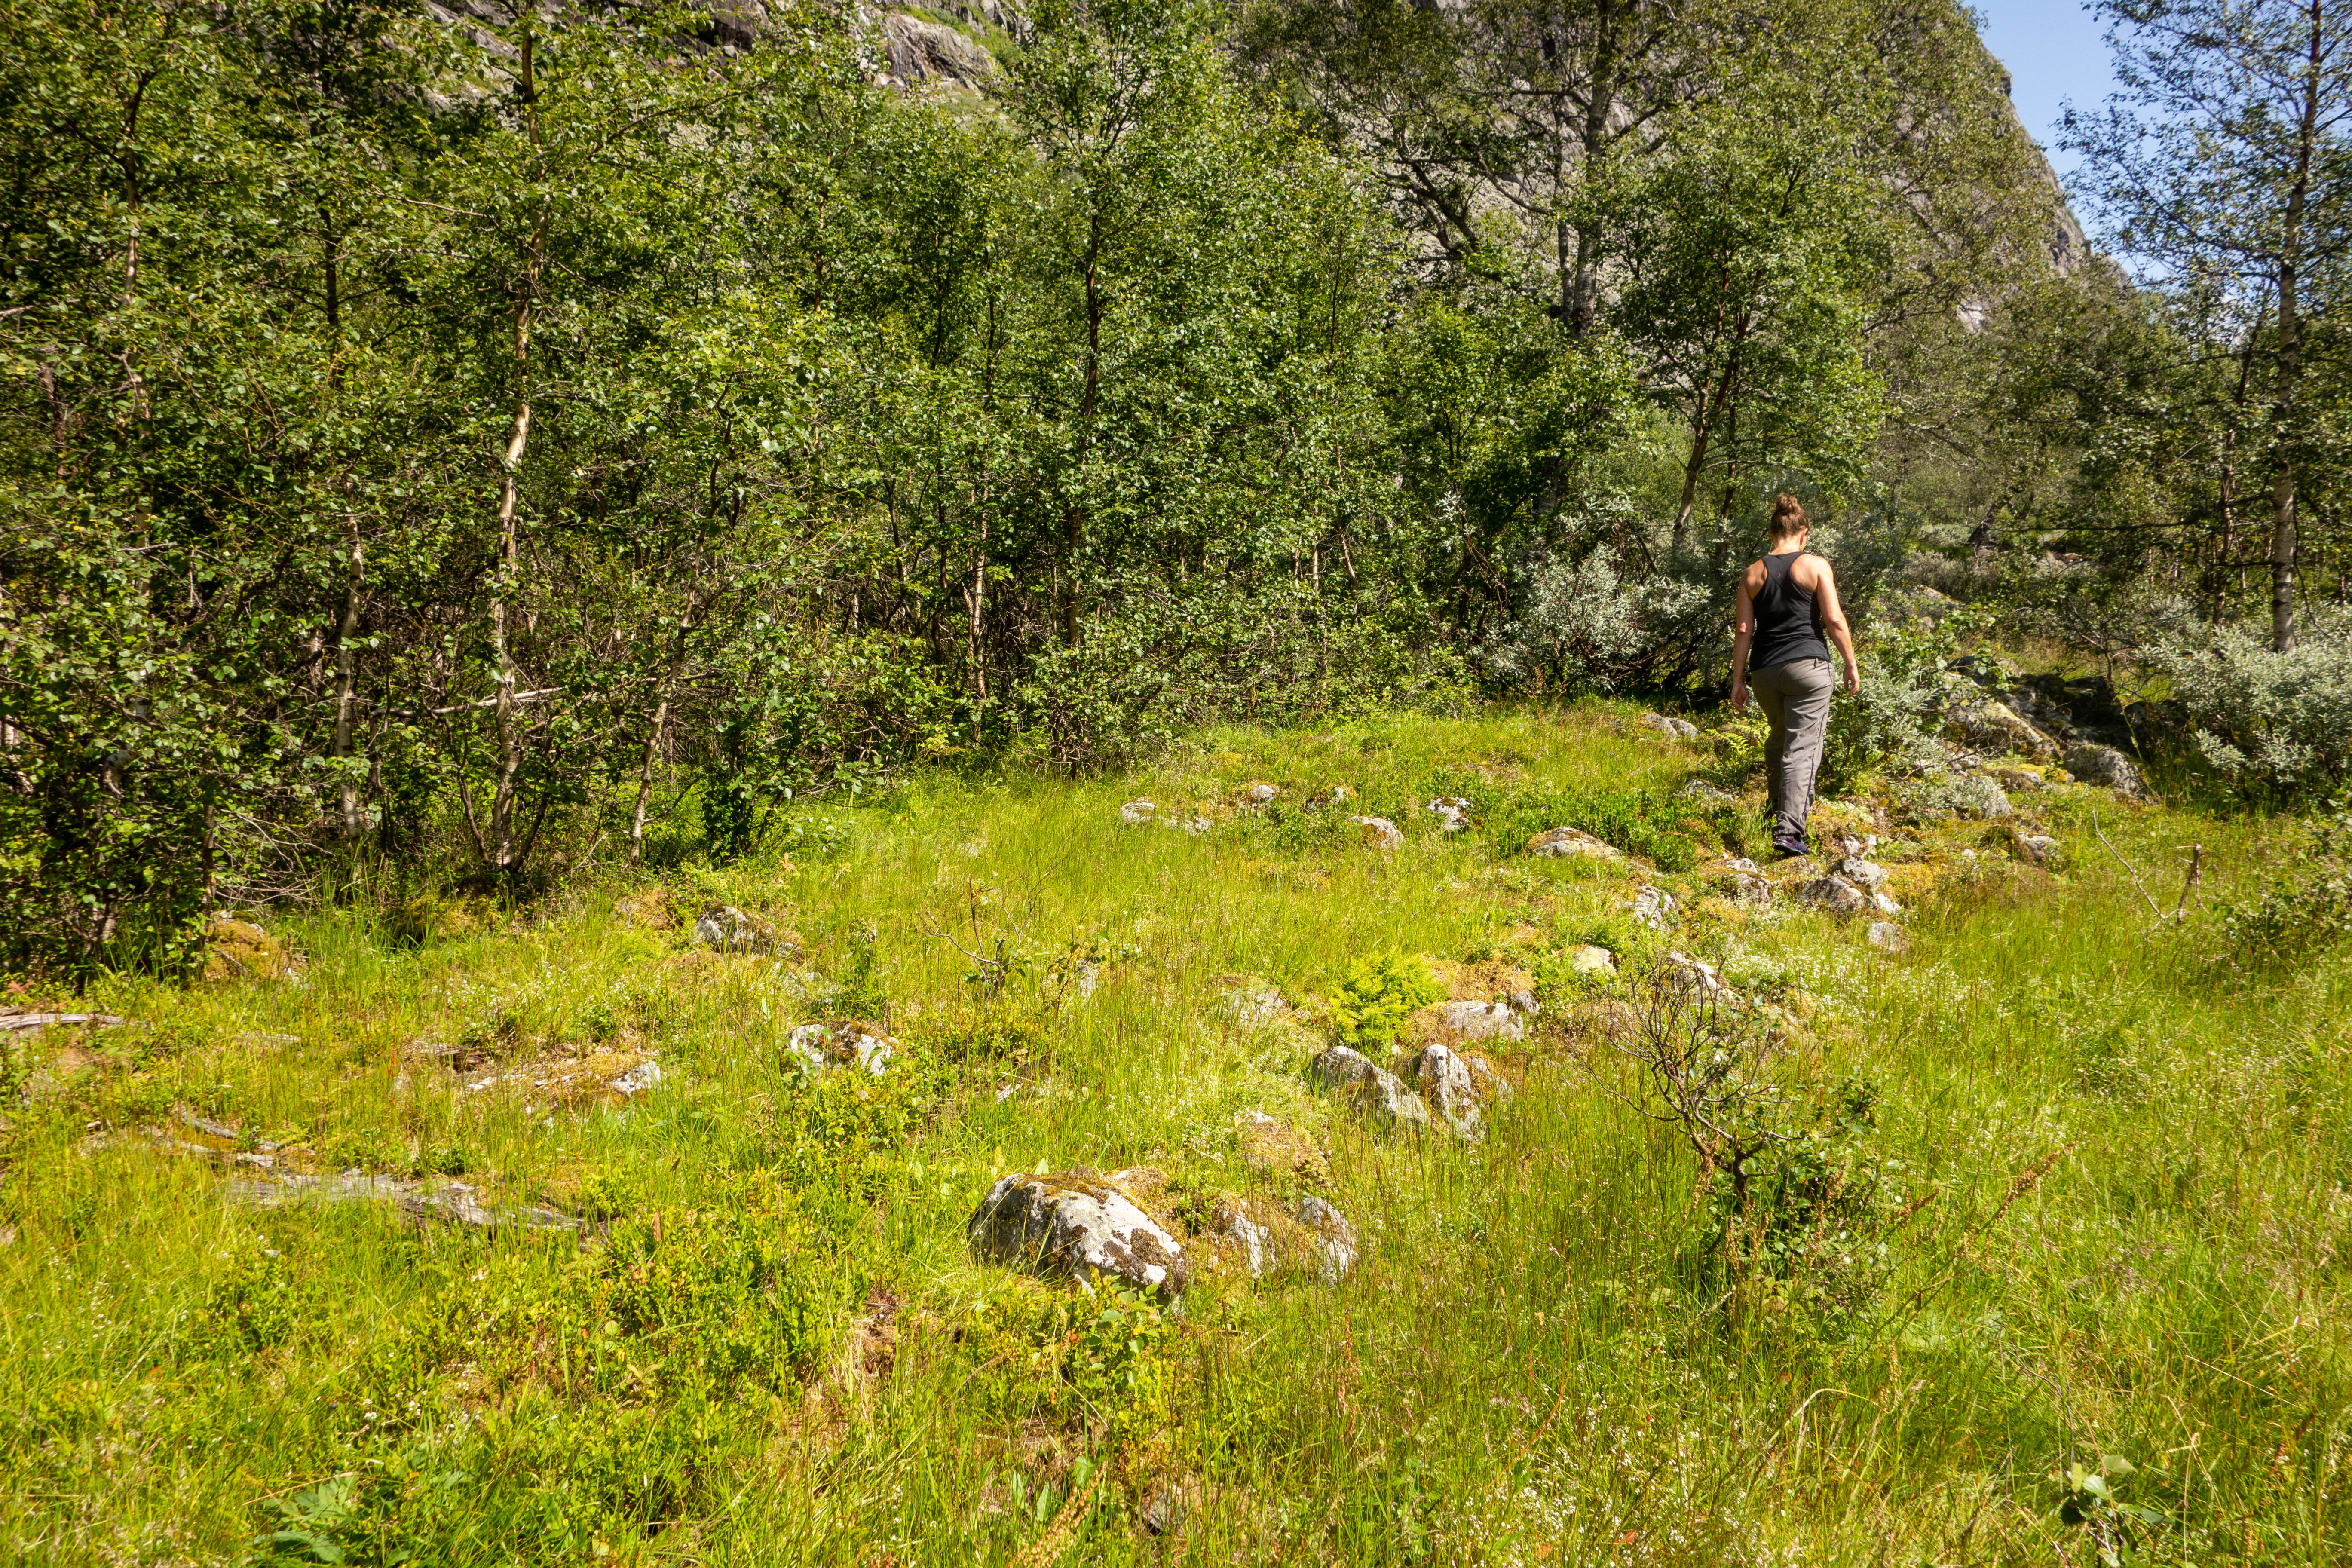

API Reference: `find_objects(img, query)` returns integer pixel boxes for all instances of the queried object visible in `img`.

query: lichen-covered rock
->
[1294,1195,1358,1282]
[879,10,999,88]
[1431,998,1525,1043]
[1527,826,1622,860]
[1404,1043,1483,1139]
[2064,742,2152,801]
[1793,876,1867,917]
[1871,890,1903,916]
[785,1020,894,1078]
[1427,796,1473,833]
[1944,776,2014,819]
[1632,885,1679,929]
[969,1171,1189,1298]
[203,913,299,983]
[1945,696,2061,761]
[1867,921,1910,953]
[1242,781,1280,805]
[1348,815,1403,850]
[1119,799,1158,826]
[1730,873,1773,906]
[1570,944,1616,976]
[1639,712,1699,741]
[1309,1045,1432,1131]
[1835,857,1889,892]
[1987,765,2047,793]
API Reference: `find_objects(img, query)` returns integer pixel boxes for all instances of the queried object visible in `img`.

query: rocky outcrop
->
[1527,825,1621,860]
[1403,1042,1482,1139]
[969,1170,1189,1298]
[1639,712,1698,741]
[1793,876,1867,917]
[879,10,999,88]
[786,1020,894,1078]
[1348,815,1404,850]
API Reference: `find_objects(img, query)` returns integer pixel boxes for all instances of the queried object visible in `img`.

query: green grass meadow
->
[2,707,2346,1565]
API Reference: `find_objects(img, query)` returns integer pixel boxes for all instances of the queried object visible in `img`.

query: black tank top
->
[1751,552,1830,670]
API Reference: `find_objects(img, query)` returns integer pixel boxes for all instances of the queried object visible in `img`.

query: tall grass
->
[1,706,2344,1564]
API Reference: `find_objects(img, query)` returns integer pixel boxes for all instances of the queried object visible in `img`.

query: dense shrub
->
[2148,608,2352,799]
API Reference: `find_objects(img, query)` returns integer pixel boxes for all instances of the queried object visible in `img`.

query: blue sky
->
[1972,0,2118,193]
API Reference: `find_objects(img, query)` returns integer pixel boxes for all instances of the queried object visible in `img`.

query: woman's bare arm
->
[1730,567,1759,711]
[1812,558,1861,695]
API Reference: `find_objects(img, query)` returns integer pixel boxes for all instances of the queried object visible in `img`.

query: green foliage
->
[205,1247,300,1357]
[1821,603,1993,793]
[595,1204,827,1395]
[2212,806,2352,968]
[1330,950,1444,1048]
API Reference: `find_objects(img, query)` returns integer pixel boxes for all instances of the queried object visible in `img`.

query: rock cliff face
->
[1984,54,2091,278]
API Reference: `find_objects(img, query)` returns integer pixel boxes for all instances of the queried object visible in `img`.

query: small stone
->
[784,1021,894,1079]
[2013,832,2062,868]
[1872,890,1902,916]
[1632,885,1678,930]
[1659,949,1737,1003]
[1324,785,1356,805]
[1506,988,1540,1015]
[2064,742,2152,801]
[1679,778,1741,806]
[1527,826,1622,860]
[1867,922,1910,953]
[1219,1204,1273,1277]
[1428,796,1473,833]
[1721,856,1759,874]
[1309,1045,1433,1132]
[1639,712,1700,741]
[1987,765,2046,792]
[1570,944,1616,977]
[1348,815,1403,850]
[1434,998,1525,1042]
[1243,782,1280,805]
[609,1060,662,1098]
[1118,799,1157,825]
[1793,876,1868,917]
[1730,873,1774,906]
[968,1171,1190,1298]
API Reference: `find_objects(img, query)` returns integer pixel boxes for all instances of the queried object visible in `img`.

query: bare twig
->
[2092,806,2162,920]
[2174,843,2205,919]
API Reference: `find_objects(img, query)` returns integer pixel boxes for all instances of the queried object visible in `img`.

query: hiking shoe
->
[1771,839,1811,861]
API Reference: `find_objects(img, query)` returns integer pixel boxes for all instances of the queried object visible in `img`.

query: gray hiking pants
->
[1752,658,1836,847]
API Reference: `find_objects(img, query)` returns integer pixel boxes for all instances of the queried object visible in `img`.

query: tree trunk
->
[628,700,669,865]
[1567,0,1621,337]
[489,25,544,871]
[2270,0,2324,654]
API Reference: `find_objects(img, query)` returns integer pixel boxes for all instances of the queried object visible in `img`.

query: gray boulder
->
[1632,885,1679,930]
[1118,798,1157,826]
[1570,944,1616,976]
[786,1021,893,1078]
[1404,1043,1482,1139]
[969,1172,1189,1298]
[1679,778,1741,807]
[2013,831,2062,868]
[1309,1045,1433,1132]
[2064,742,2152,801]
[1348,815,1403,850]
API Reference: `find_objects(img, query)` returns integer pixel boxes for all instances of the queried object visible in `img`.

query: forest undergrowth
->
[1,704,2346,1566]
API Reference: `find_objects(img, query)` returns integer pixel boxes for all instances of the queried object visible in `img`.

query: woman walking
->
[1730,495,1860,859]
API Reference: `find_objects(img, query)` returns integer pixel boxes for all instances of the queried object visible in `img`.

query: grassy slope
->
[2,705,2346,1566]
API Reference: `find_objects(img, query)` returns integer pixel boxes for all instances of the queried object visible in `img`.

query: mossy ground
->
[3,705,2346,1565]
